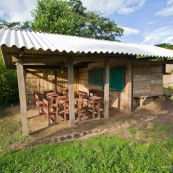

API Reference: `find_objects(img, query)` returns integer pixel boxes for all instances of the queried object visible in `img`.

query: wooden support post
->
[67,57,75,126]
[128,61,133,112]
[52,70,57,92]
[104,58,110,118]
[16,61,29,136]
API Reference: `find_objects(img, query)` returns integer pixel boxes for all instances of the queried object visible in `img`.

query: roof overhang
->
[1,28,173,69]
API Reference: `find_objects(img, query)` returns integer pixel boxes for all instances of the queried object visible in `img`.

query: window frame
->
[88,66,126,91]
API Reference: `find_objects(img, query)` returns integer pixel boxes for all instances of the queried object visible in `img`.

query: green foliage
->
[0,20,20,29]
[0,136,173,172]
[0,52,19,107]
[156,43,173,50]
[0,20,31,30]
[20,21,31,30]
[31,0,124,40]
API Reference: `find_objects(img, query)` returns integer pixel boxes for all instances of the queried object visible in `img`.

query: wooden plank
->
[150,80,163,85]
[133,68,150,75]
[67,57,75,126]
[150,73,162,80]
[104,58,110,119]
[88,62,104,69]
[150,85,163,94]
[133,81,150,95]
[151,66,162,73]
[16,61,29,136]
[128,61,133,112]
[133,74,150,81]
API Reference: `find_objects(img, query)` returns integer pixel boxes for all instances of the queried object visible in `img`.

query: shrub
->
[0,51,19,107]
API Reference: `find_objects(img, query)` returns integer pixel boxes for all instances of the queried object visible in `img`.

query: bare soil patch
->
[1,99,173,149]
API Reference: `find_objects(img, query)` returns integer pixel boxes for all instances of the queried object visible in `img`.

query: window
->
[88,67,125,91]
[88,69,102,86]
[110,67,125,91]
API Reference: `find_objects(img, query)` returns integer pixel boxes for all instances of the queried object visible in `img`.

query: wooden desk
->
[44,90,55,97]
[56,96,69,121]
[83,95,101,119]
[47,93,58,108]
[77,91,88,101]
[89,89,104,97]
[89,89,104,106]
[60,87,68,96]
[46,92,56,96]
[77,91,88,96]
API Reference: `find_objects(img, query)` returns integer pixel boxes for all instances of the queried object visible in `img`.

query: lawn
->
[0,135,173,173]
[1,100,173,172]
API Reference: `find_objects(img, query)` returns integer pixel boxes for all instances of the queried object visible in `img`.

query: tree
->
[156,43,173,50]
[20,21,31,30]
[31,0,124,40]
[0,20,20,29]
[0,20,31,30]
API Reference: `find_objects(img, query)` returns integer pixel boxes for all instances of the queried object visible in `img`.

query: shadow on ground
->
[1,99,173,149]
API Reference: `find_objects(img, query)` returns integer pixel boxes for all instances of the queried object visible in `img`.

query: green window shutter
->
[88,69,102,86]
[110,67,125,91]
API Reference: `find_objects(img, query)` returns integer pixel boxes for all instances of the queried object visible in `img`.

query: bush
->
[0,52,19,107]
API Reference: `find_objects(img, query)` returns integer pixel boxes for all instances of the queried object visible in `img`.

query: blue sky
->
[0,0,173,45]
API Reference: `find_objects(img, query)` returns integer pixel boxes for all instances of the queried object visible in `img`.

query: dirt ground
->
[1,98,173,148]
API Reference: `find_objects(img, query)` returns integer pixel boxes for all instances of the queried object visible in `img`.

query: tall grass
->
[0,136,173,173]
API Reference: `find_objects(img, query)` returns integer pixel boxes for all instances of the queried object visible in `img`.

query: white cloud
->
[0,0,146,23]
[121,27,140,36]
[167,0,173,5]
[81,0,145,16]
[147,20,157,25]
[0,0,36,22]
[155,5,173,16]
[162,36,173,44]
[155,0,173,16]
[143,26,173,44]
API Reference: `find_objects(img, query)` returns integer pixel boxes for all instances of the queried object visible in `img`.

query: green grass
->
[164,86,173,93]
[149,131,157,138]
[0,117,29,150]
[164,87,173,99]
[154,124,170,132]
[0,135,173,173]
[128,127,137,135]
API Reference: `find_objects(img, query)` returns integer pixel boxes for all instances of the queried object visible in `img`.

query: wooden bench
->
[134,94,165,107]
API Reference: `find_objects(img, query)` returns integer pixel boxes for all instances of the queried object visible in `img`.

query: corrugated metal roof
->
[1,28,173,58]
